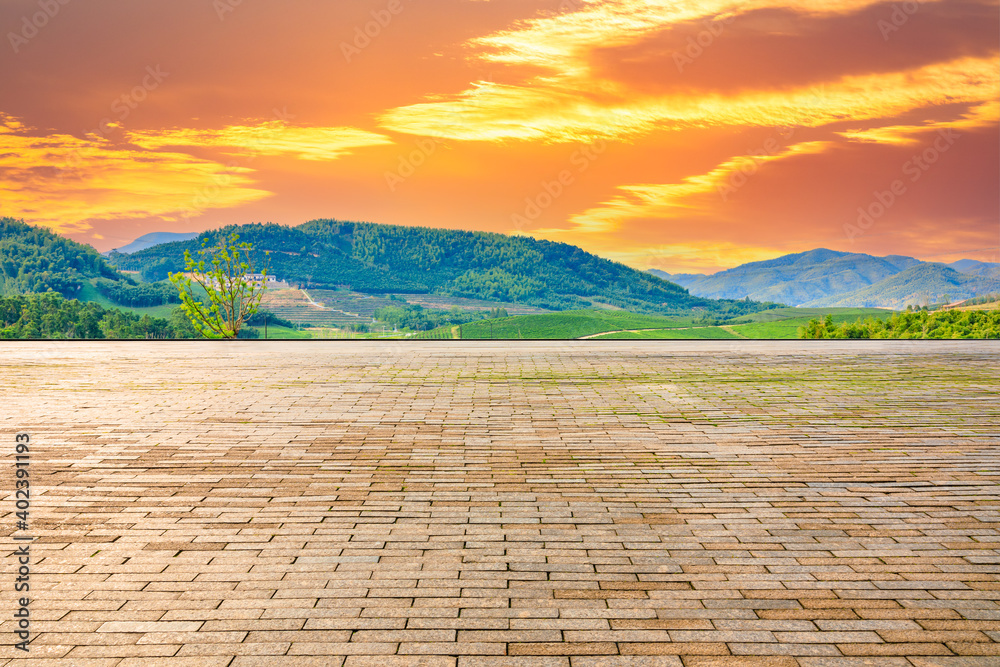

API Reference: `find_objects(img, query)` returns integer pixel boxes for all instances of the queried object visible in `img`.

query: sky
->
[1,0,997,273]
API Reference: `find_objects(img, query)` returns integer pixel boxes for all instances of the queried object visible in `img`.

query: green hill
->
[0,217,180,308]
[0,217,120,297]
[109,220,775,318]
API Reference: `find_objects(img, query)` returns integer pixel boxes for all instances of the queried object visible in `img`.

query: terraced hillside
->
[260,290,368,327]
[395,293,550,315]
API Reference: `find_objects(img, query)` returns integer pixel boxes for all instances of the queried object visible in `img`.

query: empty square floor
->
[1,340,998,666]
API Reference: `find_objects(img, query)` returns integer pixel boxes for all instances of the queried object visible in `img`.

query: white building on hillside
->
[198,273,292,290]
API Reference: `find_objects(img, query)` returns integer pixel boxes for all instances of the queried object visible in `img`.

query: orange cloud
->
[838,100,1000,145]
[536,140,832,235]
[127,122,393,161]
[472,0,896,72]
[380,57,998,143]
[0,0,994,271]
[0,115,268,234]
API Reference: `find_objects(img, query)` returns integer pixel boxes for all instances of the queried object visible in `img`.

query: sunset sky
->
[1,0,997,273]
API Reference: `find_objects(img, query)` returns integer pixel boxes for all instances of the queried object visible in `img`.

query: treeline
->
[1,217,118,297]
[135,256,182,282]
[799,309,1000,339]
[0,293,197,339]
[374,303,509,332]
[94,278,180,307]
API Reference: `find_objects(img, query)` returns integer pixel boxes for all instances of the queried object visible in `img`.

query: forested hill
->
[109,219,772,316]
[1,217,120,296]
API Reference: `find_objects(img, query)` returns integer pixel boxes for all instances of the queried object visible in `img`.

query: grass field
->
[592,327,741,340]
[412,307,899,340]
[247,324,313,339]
[727,307,892,324]
[434,310,699,339]
[77,281,179,319]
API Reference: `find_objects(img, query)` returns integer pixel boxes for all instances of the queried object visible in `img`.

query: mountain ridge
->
[106,219,774,317]
[650,249,997,308]
[804,263,1000,309]
[112,232,199,255]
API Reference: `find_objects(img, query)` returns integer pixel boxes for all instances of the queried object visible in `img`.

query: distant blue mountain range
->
[649,249,1000,309]
[111,232,199,255]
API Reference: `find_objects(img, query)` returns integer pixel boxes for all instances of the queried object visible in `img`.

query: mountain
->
[0,217,120,296]
[948,259,1000,279]
[804,264,1000,309]
[650,249,921,305]
[651,249,998,308]
[112,232,199,255]
[107,220,772,317]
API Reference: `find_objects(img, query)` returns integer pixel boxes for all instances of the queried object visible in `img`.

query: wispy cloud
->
[127,121,393,160]
[539,140,831,235]
[0,117,395,234]
[380,57,998,143]
[0,115,269,234]
[471,0,894,72]
[838,100,1000,146]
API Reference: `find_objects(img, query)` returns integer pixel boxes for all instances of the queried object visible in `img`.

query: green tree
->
[169,233,268,339]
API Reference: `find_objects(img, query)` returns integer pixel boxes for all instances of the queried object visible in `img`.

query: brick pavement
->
[1,340,998,666]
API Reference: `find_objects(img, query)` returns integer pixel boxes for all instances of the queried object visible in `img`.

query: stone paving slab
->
[1,341,998,665]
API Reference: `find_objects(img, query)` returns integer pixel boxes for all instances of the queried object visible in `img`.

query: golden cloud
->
[380,57,998,143]
[838,100,1000,146]
[0,115,269,234]
[473,0,893,72]
[379,0,1000,144]
[127,122,393,160]
[538,140,832,235]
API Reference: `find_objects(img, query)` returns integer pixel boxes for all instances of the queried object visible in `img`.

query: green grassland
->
[592,327,741,340]
[77,280,178,318]
[412,307,897,340]
[445,310,700,339]
[246,324,313,339]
